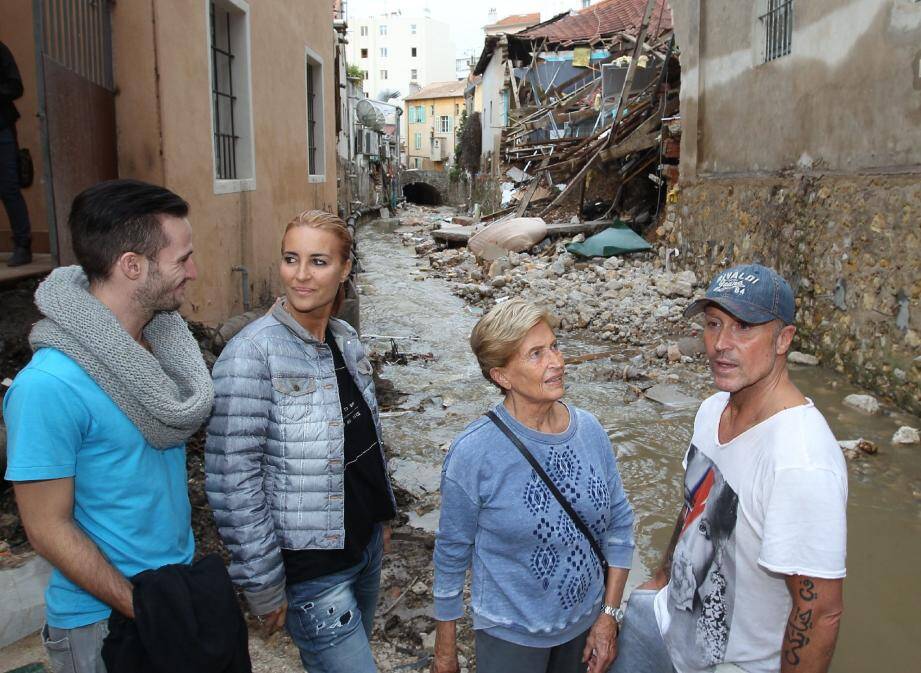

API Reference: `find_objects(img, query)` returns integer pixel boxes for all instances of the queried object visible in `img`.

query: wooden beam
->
[507,58,520,109]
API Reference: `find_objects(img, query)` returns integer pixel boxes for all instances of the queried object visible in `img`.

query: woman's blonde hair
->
[470,299,554,391]
[282,209,352,262]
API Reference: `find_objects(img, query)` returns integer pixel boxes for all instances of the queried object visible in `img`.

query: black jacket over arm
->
[102,554,252,673]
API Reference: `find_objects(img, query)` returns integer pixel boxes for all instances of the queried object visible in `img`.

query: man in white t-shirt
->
[611,264,847,673]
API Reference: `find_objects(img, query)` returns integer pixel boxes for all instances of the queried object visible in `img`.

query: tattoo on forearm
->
[783,579,818,666]
[798,579,818,602]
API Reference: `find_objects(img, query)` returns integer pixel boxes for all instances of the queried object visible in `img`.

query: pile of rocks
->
[422,239,703,349]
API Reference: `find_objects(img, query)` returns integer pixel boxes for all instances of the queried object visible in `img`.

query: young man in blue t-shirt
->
[3,179,214,670]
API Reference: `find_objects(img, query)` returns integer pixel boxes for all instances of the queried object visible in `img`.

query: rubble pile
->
[482,0,680,222]
[417,226,702,351]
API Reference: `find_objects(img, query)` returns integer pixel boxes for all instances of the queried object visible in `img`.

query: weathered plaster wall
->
[479,49,506,166]
[665,175,921,414]
[675,0,921,176]
[113,0,337,324]
[0,1,50,252]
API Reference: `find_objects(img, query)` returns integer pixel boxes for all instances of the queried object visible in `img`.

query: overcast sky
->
[347,0,586,59]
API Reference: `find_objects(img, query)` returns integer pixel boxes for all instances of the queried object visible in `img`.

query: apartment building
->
[404,81,466,171]
[345,9,456,147]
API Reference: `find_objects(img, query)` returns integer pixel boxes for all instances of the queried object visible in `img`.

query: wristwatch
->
[601,603,625,625]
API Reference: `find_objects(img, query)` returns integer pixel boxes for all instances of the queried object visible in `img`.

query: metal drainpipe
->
[231,266,251,311]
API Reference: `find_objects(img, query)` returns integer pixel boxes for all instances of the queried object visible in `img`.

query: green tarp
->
[566,222,652,258]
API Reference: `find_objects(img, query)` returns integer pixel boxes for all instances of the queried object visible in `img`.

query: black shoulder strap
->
[486,410,608,573]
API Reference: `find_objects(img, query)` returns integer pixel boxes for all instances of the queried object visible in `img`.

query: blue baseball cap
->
[684,264,795,325]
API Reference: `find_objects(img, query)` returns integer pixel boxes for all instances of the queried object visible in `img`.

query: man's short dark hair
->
[69,179,189,283]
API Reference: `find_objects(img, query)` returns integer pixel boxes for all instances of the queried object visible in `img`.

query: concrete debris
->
[788,351,820,366]
[839,438,878,459]
[389,459,442,499]
[892,426,920,445]
[843,394,881,415]
[0,555,52,648]
[666,343,682,363]
[407,509,440,534]
[644,384,699,407]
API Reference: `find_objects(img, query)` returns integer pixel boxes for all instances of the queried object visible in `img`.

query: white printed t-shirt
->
[653,393,848,673]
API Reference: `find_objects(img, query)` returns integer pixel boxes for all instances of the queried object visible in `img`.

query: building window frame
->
[410,23,417,34]
[408,106,416,123]
[380,47,388,58]
[414,132,422,150]
[207,0,256,194]
[360,48,368,58]
[758,0,794,63]
[439,115,450,133]
[305,45,325,183]
[380,69,388,80]
[411,68,418,80]
[360,25,368,36]
[379,24,388,36]
[411,47,417,57]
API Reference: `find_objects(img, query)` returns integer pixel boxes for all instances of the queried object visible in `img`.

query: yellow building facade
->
[404,81,465,172]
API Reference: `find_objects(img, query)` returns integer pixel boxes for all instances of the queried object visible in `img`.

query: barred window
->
[760,0,793,63]
[209,0,255,191]
[305,47,325,180]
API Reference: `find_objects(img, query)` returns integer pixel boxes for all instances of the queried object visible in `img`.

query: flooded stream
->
[357,217,921,673]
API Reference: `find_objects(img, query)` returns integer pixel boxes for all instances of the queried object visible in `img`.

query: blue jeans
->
[42,620,109,673]
[0,126,31,249]
[284,524,384,673]
[610,590,675,673]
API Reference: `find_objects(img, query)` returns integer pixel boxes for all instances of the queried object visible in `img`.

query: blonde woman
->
[433,299,635,673]
[206,210,395,673]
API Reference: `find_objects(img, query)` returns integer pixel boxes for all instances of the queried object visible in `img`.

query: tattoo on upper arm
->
[783,579,819,666]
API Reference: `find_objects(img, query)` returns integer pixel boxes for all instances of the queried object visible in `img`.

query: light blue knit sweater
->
[433,403,635,647]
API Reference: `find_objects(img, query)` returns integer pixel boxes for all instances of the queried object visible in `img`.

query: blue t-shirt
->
[3,348,195,628]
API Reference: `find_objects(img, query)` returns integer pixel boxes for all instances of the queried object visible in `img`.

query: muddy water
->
[357,218,921,673]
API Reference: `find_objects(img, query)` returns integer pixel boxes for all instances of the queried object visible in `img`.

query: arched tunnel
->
[402,181,443,206]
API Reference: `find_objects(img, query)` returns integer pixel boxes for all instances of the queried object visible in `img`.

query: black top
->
[0,42,24,131]
[282,329,395,584]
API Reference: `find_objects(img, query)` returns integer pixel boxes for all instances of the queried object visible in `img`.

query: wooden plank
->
[507,58,520,109]
[514,155,552,217]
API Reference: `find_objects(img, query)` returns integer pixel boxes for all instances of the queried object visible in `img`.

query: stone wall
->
[666,173,921,415]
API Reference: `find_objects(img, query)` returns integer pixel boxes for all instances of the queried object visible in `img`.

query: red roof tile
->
[518,0,672,45]
[493,13,541,27]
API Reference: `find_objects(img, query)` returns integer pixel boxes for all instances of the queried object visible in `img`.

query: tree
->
[346,64,364,80]
[453,109,468,166]
[458,111,482,175]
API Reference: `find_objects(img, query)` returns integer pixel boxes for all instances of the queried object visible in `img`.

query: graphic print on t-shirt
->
[668,443,739,668]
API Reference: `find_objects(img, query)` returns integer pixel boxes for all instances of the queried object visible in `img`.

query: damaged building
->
[468,0,679,226]
[668,0,921,413]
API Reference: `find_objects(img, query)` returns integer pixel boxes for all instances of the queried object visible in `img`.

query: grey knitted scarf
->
[29,265,214,448]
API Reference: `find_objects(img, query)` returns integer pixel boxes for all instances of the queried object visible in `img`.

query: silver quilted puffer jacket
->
[205,300,395,615]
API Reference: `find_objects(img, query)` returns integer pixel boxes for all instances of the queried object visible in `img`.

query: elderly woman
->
[432,299,635,673]
[205,210,396,673]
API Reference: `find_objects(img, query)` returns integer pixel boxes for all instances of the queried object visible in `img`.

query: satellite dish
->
[356,98,385,130]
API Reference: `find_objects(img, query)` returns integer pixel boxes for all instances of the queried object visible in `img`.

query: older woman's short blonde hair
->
[470,299,554,390]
